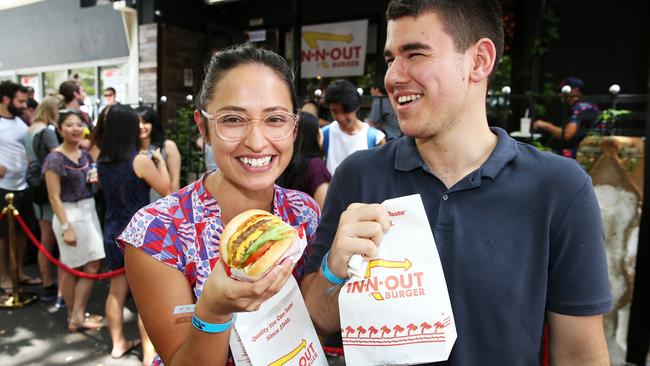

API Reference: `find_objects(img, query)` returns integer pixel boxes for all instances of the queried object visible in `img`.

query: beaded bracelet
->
[192,313,234,333]
[321,251,347,286]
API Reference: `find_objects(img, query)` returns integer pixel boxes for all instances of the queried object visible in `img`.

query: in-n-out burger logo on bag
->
[268,339,320,366]
[339,195,456,364]
[345,257,426,301]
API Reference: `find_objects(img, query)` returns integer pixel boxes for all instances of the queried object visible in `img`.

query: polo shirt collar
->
[394,127,518,180]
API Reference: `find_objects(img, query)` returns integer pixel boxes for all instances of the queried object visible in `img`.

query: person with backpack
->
[320,79,385,174]
[24,95,62,301]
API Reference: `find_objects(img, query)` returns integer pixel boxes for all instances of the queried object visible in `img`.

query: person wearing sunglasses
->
[117,43,320,365]
[103,87,116,106]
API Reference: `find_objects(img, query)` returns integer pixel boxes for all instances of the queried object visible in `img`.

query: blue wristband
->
[321,251,347,286]
[192,313,234,333]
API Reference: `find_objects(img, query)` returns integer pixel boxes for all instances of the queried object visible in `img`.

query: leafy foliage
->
[165,106,204,187]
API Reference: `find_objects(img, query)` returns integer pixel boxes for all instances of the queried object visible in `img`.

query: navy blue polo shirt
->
[304,127,612,365]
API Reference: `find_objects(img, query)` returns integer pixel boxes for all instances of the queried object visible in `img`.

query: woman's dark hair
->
[97,104,140,163]
[324,79,361,113]
[277,112,321,192]
[58,109,84,126]
[196,43,299,116]
[90,105,111,149]
[135,106,165,148]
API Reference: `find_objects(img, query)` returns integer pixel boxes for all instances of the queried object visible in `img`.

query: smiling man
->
[301,1,612,365]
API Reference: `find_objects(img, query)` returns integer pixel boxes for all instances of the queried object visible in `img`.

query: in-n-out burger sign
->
[300,20,368,78]
[300,45,363,68]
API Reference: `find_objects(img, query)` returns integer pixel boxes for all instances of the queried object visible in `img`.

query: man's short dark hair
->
[104,87,116,95]
[59,80,80,104]
[324,79,361,113]
[0,80,29,101]
[27,98,38,109]
[386,0,504,82]
[371,76,386,94]
[558,77,584,91]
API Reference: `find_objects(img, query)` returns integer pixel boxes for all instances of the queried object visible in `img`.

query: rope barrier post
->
[0,193,38,309]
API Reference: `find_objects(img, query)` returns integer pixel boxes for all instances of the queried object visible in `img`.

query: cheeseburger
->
[220,209,297,281]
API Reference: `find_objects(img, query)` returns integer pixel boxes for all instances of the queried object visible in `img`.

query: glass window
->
[69,67,97,98]
[43,70,68,97]
[18,74,41,100]
[99,65,125,104]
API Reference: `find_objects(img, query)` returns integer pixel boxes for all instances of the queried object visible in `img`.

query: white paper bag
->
[230,276,328,366]
[339,194,456,365]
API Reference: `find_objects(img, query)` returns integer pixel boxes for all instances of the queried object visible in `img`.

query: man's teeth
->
[397,94,422,104]
[239,156,272,167]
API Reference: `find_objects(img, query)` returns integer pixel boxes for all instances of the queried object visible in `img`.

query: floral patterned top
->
[116,175,321,299]
[42,150,94,202]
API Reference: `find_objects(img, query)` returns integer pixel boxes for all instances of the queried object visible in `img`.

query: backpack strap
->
[32,129,47,162]
[367,126,377,148]
[322,125,330,159]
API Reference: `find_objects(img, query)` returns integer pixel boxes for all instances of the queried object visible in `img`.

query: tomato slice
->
[242,241,274,267]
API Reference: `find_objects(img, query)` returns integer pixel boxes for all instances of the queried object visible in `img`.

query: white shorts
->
[52,198,105,268]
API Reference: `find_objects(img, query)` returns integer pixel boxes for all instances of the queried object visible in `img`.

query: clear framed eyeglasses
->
[200,109,299,142]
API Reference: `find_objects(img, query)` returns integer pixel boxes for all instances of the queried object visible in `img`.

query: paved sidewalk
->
[1,261,646,365]
[0,264,142,366]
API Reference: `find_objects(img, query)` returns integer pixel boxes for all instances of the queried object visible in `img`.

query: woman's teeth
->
[239,156,272,167]
[397,94,422,104]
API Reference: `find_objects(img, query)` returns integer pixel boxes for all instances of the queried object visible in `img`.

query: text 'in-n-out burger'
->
[338,194,456,365]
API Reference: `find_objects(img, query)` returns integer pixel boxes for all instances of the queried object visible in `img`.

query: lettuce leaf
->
[241,223,293,262]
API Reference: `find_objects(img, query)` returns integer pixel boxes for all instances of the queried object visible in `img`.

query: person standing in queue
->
[300,1,612,365]
[97,104,171,362]
[43,110,105,332]
[117,43,320,365]
[135,105,181,201]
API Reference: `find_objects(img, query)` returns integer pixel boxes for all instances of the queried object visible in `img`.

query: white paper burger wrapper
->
[229,224,327,366]
[225,225,307,282]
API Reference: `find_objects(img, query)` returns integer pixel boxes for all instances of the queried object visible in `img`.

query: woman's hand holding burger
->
[195,256,295,323]
[327,203,391,280]
[194,209,300,321]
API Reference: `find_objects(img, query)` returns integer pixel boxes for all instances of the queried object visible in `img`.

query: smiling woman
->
[42,110,105,333]
[116,43,320,365]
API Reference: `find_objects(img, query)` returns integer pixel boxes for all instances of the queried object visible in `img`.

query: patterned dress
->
[97,152,151,270]
[117,175,320,299]
[117,176,320,365]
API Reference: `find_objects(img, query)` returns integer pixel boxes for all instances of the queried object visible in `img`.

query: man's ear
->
[469,38,497,83]
[194,110,209,143]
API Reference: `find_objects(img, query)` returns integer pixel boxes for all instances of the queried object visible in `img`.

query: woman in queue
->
[135,105,181,200]
[43,109,105,332]
[277,111,331,209]
[117,43,320,365]
[97,104,171,362]
[24,96,61,300]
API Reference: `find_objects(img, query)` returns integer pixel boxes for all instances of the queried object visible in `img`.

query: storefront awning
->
[0,0,128,71]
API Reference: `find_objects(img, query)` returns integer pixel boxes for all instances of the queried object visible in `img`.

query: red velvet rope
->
[14,212,125,280]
